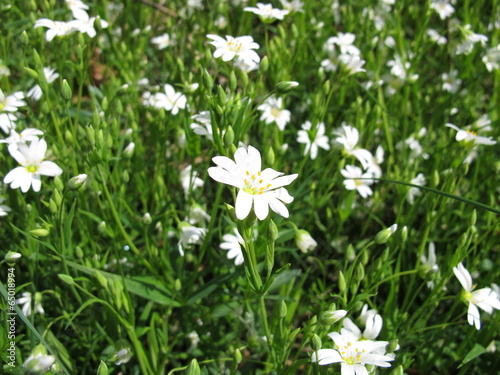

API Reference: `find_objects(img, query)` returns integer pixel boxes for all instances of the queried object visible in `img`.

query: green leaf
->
[186,273,234,305]
[458,343,486,368]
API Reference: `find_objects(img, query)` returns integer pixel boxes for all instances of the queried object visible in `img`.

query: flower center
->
[242,170,272,195]
[26,165,39,173]
[228,39,243,53]
[466,129,477,137]
[0,100,5,111]
[270,107,281,118]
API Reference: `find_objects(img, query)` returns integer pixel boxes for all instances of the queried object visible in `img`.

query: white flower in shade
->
[453,263,500,330]
[319,309,348,325]
[190,111,214,141]
[326,33,360,56]
[151,33,175,49]
[257,96,291,131]
[279,0,304,12]
[420,242,439,289]
[0,197,11,216]
[0,59,10,78]
[178,223,207,256]
[427,28,447,45]
[180,165,204,196]
[244,3,289,22]
[23,353,56,373]
[366,145,384,179]
[208,145,298,220]
[153,84,187,115]
[445,123,497,146]
[27,67,60,101]
[321,49,340,72]
[34,19,78,41]
[311,330,394,372]
[0,128,44,148]
[482,44,500,72]
[17,292,45,316]
[455,25,488,55]
[220,228,244,265]
[0,90,26,113]
[187,204,211,225]
[207,34,260,64]
[442,69,461,93]
[295,229,317,253]
[430,0,455,20]
[332,124,373,169]
[407,173,426,204]
[297,121,330,160]
[233,56,260,72]
[0,113,17,133]
[339,54,366,75]
[66,0,89,19]
[341,165,374,198]
[4,138,63,193]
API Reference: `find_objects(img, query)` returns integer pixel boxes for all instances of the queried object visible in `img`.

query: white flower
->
[190,111,214,140]
[340,165,374,198]
[244,3,289,22]
[220,228,244,265]
[420,242,439,289]
[311,330,394,372]
[343,311,383,341]
[68,10,108,38]
[339,54,366,75]
[153,84,187,115]
[455,25,488,55]
[180,165,204,196]
[4,138,63,193]
[27,67,60,101]
[187,204,211,225]
[295,229,318,253]
[17,292,45,316]
[430,0,455,20]
[366,145,384,178]
[34,18,78,41]
[0,128,44,148]
[208,145,298,220]
[0,113,17,133]
[427,28,447,45]
[442,69,461,93]
[326,33,360,55]
[257,96,291,131]
[297,121,330,160]
[151,33,175,49]
[445,123,497,146]
[178,223,207,256]
[0,90,26,113]
[453,263,500,330]
[23,353,56,373]
[207,34,260,64]
[482,44,500,72]
[407,173,426,204]
[234,56,260,72]
[332,124,373,169]
[0,197,11,216]
[65,0,89,20]
[279,0,304,13]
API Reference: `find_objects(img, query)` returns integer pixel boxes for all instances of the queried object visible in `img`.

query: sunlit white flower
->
[366,145,384,178]
[178,222,207,256]
[220,228,244,265]
[343,311,383,341]
[66,0,89,19]
[4,138,63,193]
[0,128,44,148]
[339,54,366,75]
[17,292,45,316]
[151,33,175,49]
[34,18,78,41]
[427,28,447,45]
[0,113,17,133]
[341,165,373,198]
[244,3,289,22]
[407,173,426,204]
[430,0,455,20]
[295,229,318,253]
[23,352,56,373]
[297,121,330,160]
[445,123,496,146]
[442,69,461,93]
[207,34,260,64]
[311,330,394,372]
[68,10,108,38]
[208,145,298,220]
[319,309,348,325]
[27,67,60,101]
[332,124,373,169]
[321,49,340,72]
[153,84,187,115]
[482,44,500,72]
[453,263,500,330]
[257,96,291,131]
[0,90,26,113]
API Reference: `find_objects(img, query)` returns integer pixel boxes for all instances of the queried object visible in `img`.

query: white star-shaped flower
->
[207,34,260,65]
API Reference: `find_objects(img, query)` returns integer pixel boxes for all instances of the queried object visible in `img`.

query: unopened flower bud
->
[124,142,135,157]
[68,174,87,191]
[312,334,322,351]
[295,229,317,253]
[98,221,107,234]
[58,274,75,285]
[143,212,152,225]
[224,125,234,147]
[234,348,242,364]
[5,251,21,264]
[338,271,346,292]
[30,228,50,237]
[275,81,299,94]
[469,209,476,227]
[266,146,275,165]
[185,358,201,375]
[61,79,72,101]
[202,68,213,90]
[400,226,408,243]
[279,300,287,318]
[225,204,238,223]
[268,219,279,241]
[375,224,398,244]
[18,31,30,47]
[319,309,347,325]
[260,56,269,72]
[229,71,237,92]
[97,360,109,375]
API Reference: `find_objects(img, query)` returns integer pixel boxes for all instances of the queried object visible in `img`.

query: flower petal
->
[235,190,253,220]
[253,194,270,220]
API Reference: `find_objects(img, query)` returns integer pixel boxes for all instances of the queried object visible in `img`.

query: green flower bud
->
[229,71,237,92]
[323,79,330,94]
[225,204,238,223]
[224,125,234,147]
[279,300,287,318]
[234,348,242,364]
[75,246,84,258]
[319,309,347,326]
[143,212,152,225]
[24,66,38,79]
[400,226,408,243]
[67,174,87,191]
[260,56,269,72]
[338,271,346,292]
[185,359,201,375]
[266,146,275,165]
[30,228,50,237]
[217,85,227,104]
[61,79,72,101]
[390,365,404,375]
[469,209,476,227]
[268,219,279,241]
[5,251,21,264]
[275,81,299,94]
[18,31,30,47]
[58,274,75,285]
[95,271,108,288]
[355,262,365,282]
[375,224,398,244]
[387,339,399,353]
[97,360,109,375]
[202,68,214,90]
[33,48,43,70]
[175,278,182,291]
[432,169,440,187]
[98,221,107,234]
[311,334,322,351]
[51,361,63,373]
